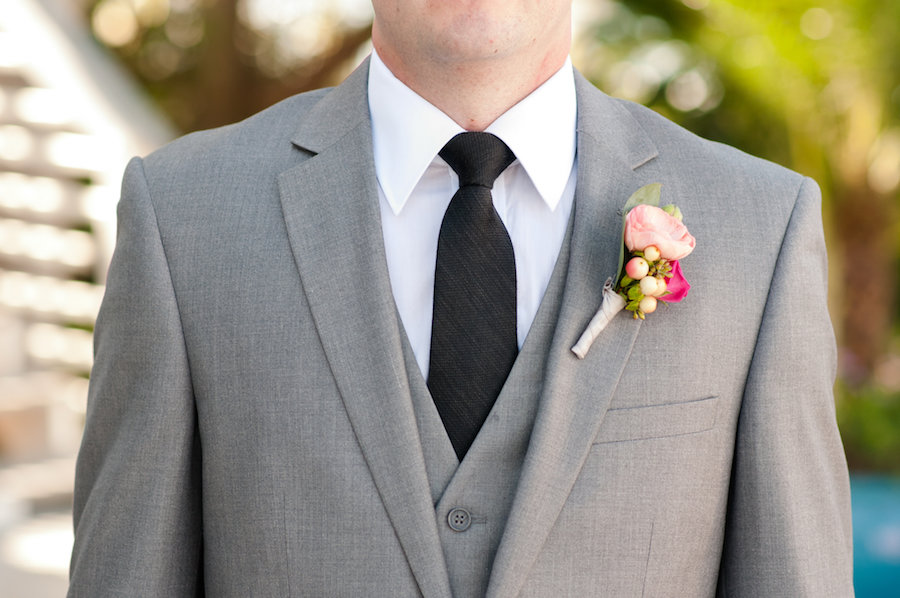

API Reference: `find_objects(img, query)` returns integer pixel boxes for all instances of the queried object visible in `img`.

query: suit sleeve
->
[717,177,854,597]
[68,157,203,597]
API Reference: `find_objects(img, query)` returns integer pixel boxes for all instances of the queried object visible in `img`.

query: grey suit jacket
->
[69,59,853,597]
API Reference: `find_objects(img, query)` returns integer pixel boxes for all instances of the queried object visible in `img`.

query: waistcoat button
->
[447,508,472,532]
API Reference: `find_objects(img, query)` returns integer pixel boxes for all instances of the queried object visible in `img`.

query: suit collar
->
[487,72,659,598]
[290,58,372,155]
[572,69,658,170]
[280,59,453,598]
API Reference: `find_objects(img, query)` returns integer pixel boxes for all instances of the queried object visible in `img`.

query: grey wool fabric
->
[68,59,854,597]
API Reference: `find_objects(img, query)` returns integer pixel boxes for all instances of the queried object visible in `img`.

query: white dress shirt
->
[368,50,577,378]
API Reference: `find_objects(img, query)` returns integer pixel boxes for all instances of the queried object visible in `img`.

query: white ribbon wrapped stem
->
[571,278,627,359]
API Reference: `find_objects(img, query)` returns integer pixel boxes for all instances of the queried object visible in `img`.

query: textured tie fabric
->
[428,132,518,461]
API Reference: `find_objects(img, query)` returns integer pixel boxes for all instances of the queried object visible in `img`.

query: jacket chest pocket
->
[593,395,719,444]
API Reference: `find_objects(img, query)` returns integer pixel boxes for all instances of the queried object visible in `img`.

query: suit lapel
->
[487,73,659,598]
[277,61,453,598]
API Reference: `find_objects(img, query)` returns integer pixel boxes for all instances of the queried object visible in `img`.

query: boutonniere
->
[571,183,696,359]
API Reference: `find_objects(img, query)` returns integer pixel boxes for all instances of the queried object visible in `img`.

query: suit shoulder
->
[141,87,332,178]
[123,87,335,224]
[587,93,820,247]
[614,97,805,193]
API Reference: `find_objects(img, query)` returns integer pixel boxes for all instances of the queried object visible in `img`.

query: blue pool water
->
[851,475,900,596]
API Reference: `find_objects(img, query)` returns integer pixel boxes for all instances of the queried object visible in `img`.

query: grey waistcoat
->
[400,219,574,598]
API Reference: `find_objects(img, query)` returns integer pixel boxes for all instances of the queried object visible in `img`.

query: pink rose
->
[624,204,696,260]
[659,260,690,303]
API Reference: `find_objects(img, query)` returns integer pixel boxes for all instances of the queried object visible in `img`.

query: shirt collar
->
[368,50,577,215]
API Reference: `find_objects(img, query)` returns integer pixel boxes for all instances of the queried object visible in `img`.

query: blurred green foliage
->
[837,382,900,473]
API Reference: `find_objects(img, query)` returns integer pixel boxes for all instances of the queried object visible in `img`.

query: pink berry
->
[625,257,649,280]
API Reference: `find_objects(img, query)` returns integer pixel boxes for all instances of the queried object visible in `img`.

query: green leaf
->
[616,245,628,287]
[661,204,683,221]
[622,183,662,215]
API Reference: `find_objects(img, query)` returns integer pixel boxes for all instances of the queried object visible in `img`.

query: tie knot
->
[439,132,516,189]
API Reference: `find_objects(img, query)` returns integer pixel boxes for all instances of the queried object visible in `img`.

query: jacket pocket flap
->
[594,396,719,444]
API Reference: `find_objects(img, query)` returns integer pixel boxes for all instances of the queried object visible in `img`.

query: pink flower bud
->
[625,257,649,280]
[658,260,690,303]
[639,296,657,314]
[643,245,661,262]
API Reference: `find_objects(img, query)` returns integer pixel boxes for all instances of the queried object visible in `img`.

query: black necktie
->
[428,132,518,461]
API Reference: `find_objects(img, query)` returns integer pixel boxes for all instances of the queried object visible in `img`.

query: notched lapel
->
[487,74,659,598]
[277,63,453,598]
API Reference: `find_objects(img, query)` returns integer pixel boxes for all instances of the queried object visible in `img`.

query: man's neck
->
[373,38,570,132]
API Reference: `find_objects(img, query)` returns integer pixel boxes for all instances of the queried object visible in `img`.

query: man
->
[69,0,854,596]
